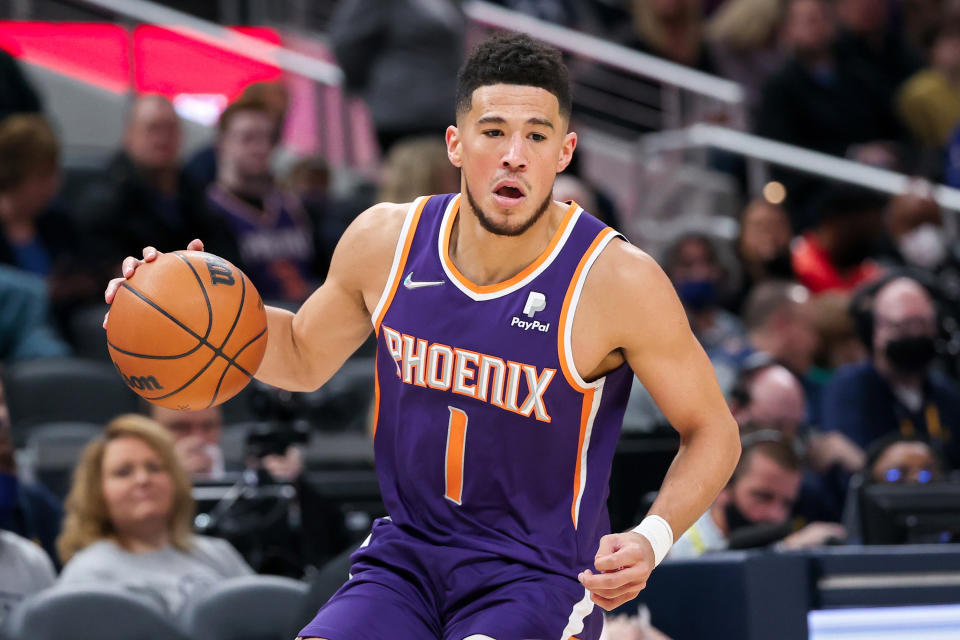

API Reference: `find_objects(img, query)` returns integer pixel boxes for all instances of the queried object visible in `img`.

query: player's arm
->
[255,202,406,391]
[104,202,407,393]
[578,241,741,610]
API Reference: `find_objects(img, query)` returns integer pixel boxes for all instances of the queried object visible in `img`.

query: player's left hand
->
[579,532,655,611]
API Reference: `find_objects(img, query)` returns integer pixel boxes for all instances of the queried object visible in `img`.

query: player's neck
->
[449,199,566,286]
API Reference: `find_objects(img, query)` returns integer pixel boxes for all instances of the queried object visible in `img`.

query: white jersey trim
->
[560,587,595,640]
[437,194,584,301]
[573,379,605,529]
[370,197,426,327]
[561,231,620,390]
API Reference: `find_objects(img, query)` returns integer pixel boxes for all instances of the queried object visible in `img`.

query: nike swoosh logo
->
[403,272,445,289]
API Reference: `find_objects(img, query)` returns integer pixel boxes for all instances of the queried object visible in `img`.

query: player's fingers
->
[121,256,141,278]
[104,277,125,304]
[187,238,204,252]
[589,589,641,612]
[142,246,158,262]
[594,544,646,573]
[102,310,109,329]
[593,534,620,561]
[580,567,635,591]
[584,579,647,600]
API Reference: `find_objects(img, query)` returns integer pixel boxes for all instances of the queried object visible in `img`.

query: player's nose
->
[500,134,527,170]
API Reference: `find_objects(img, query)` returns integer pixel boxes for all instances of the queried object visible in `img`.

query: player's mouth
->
[492,181,527,207]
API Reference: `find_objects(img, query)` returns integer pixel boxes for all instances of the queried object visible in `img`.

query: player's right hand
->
[103,239,205,328]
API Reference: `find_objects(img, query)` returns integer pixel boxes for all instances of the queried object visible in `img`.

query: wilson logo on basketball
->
[122,374,164,391]
[205,255,235,286]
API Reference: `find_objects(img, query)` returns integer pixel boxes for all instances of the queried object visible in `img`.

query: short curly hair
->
[456,32,571,119]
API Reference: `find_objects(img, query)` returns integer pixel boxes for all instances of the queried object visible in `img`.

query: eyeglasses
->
[875,316,937,333]
[883,467,936,483]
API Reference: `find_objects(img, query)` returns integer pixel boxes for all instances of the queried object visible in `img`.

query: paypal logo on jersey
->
[512,291,549,332]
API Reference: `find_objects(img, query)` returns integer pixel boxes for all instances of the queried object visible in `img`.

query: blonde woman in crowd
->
[57,414,252,613]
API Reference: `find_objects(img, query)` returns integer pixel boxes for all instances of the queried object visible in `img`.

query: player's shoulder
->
[586,236,668,294]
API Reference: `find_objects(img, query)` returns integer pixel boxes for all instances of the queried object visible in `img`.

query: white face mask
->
[898,224,948,270]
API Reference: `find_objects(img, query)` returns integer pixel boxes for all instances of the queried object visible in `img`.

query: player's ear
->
[556,130,577,173]
[446,125,463,168]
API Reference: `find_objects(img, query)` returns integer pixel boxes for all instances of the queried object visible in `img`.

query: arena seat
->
[179,575,308,640]
[1,585,191,640]
[66,304,111,363]
[3,358,138,447]
[23,422,102,499]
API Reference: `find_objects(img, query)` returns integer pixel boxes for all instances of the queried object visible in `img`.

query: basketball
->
[106,250,268,411]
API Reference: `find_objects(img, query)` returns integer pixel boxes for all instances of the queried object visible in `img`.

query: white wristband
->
[631,515,674,567]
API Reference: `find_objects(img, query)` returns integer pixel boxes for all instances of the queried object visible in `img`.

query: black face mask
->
[885,335,937,374]
[724,500,756,534]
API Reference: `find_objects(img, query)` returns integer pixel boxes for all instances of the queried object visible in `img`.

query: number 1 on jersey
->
[444,407,468,505]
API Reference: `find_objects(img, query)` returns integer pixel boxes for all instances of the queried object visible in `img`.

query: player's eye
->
[482,129,503,137]
[530,133,547,142]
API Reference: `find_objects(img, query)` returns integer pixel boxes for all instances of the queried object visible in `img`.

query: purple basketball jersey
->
[370,193,633,578]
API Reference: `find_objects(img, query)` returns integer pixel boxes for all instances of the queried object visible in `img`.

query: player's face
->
[101,436,175,534]
[446,84,576,236]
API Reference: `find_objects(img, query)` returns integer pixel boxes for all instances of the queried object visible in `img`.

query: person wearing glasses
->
[821,276,960,469]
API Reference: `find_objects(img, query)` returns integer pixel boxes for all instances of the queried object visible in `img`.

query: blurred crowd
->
[1,0,960,637]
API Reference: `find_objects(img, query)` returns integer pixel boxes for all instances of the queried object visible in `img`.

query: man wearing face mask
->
[667,438,846,559]
[821,276,960,469]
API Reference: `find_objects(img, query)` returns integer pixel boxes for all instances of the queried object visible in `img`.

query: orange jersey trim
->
[570,387,596,528]
[440,197,579,295]
[372,196,429,332]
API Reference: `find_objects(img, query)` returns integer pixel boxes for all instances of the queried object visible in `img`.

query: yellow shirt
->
[897,69,960,147]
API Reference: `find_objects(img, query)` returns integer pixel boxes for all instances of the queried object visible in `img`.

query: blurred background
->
[1,1,960,639]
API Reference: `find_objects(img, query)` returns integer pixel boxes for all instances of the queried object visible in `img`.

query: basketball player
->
[105,33,740,640]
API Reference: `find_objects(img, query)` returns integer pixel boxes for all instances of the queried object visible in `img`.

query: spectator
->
[57,414,252,614]
[0,379,64,567]
[732,197,794,311]
[80,95,194,263]
[881,187,960,376]
[184,81,290,195]
[757,0,904,225]
[0,114,103,331]
[835,0,923,98]
[791,185,886,293]
[809,292,868,375]
[866,434,945,485]
[706,0,786,111]
[0,265,71,361]
[148,404,304,483]
[732,362,865,521]
[0,529,55,626]
[898,20,960,149]
[202,98,321,304]
[329,0,465,153]
[377,135,460,204]
[281,156,346,283]
[149,405,227,481]
[0,48,42,123]
[742,280,819,377]
[663,232,747,359]
[842,434,948,542]
[821,276,960,469]
[668,438,845,558]
[628,0,715,70]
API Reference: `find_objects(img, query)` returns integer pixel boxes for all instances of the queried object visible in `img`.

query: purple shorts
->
[299,518,601,640]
